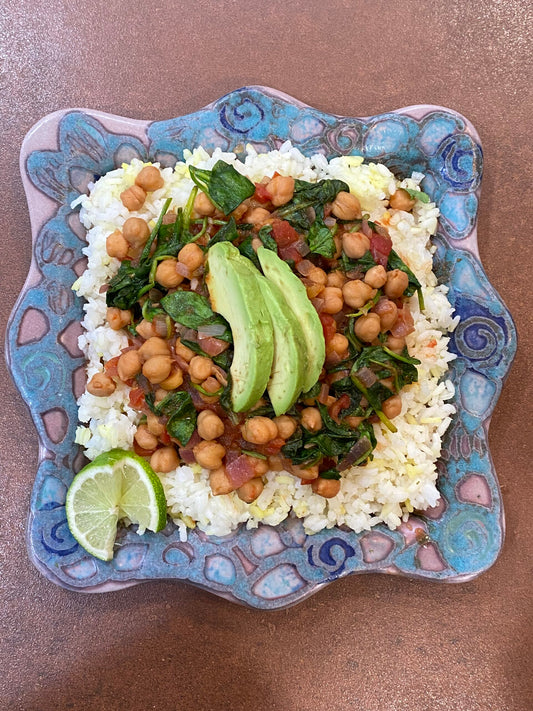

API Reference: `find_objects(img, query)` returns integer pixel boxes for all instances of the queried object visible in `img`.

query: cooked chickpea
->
[188,355,213,383]
[87,372,116,397]
[382,394,402,419]
[312,477,341,498]
[243,207,271,227]
[327,271,346,288]
[267,174,295,206]
[178,243,204,272]
[209,467,235,496]
[331,191,362,220]
[384,269,409,298]
[342,231,370,259]
[122,217,150,247]
[273,415,297,440]
[291,463,319,480]
[389,188,416,211]
[342,279,375,309]
[386,334,406,353]
[155,258,184,289]
[106,307,131,331]
[237,478,264,503]
[159,364,184,391]
[146,411,165,437]
[120,184,146,211]
[133,320,153,340]
[175,340,195,362]
[193,191,216,217]
[374,298,398,331]
[117,350,142,380]
[364,265,387,288]
[200,377,221,397]
[150,446,179,473]
[241,417,279,444]
[345,415,364,428]
[321,286,344,314]
[134,424,159,451]
[245,456,269,476]
[329,333,349,355]
[142,355,172,384]
[354,313,381,342]
[106,230,129,260]
[308,267,328,286]
[135,165,164,192]
[138,337,170,362]
[193,441,226,469]
[197,410,225,441]
[301,407,322,432]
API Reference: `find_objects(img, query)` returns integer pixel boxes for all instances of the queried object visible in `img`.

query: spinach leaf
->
[276,178,349,231]
[180,338,233,370]
[106,261,152,310]
[257,225,278,252]
[341,249,377,274]
[238,235,261,270]
[145,390,197,446]
[160,291,233,342]
[307,216,336,258]
[189,161,255,215]
[208,216,239,246]
[319,469,341,480]
[404,187,430,204]
[354,345,420,393]
[387,249,424,310]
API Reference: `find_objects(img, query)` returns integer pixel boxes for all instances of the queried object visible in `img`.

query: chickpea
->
[134,424,159,451]
[273,415,297,440]
[159,364,184,391]
[364,265,387,288]
[389,188,416,211]
[331,191,362,220]
[135,165,164,192]
[341,231,370,259]
[329,333,349,355]
[199,377,222,399]
[117,350,142,380]
[245,456,269,476]
[193,441,226,470]
[134,320,156,340]
[373,298,398,331]
[354,313,381,342]
[342,280,375,309]
[292,463,319,480]
[237,478,264,503]
[150,446,179,473]
[193,191,216,217]
[178,243,204,272]
[267,174,295,207]
[321,286,344,314]
[382,394,402,419]
[241,417,279,445]
[146,411,165,437]
[120,184,146,211]
[142,355,172,384]
[197,410,225,441]
[106,307,131,331]
[175,340,195,362]
[156,258,184,289]
[327,271,346,288]
[312,477,341,498]
[122,217,150,247]
[345,415,364,428]
[87,372,116,397]
[243,207,271,227]
[189,355,213,383]
[154,388,168,404]
[380,377,395,391]
[384,269,409,299]
[209,467,235,496]
[106,230,129,260]
[308,267,328,286]
[138,337,170,363]
[386,334,406,353]
[301,407,322,432]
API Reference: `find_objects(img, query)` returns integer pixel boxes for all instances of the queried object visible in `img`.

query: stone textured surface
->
[0,1,531,709]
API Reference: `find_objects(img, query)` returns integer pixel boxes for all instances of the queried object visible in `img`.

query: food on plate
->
[70,143,457,551]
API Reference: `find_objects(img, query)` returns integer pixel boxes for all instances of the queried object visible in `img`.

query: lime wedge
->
[66,449,167,561]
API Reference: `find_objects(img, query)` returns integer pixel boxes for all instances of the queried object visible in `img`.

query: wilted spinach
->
[160,291,233,342]
[189,161,255,215]
[387,249,424,310]
[276,178,349,231]
[145,390,197,445]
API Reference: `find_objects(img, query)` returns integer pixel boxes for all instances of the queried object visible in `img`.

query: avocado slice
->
[257,246,325,392]
[206,242,274,412]
[256,275,308,416]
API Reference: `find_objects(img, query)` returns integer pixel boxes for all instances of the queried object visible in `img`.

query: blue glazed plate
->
[7,87,516,608]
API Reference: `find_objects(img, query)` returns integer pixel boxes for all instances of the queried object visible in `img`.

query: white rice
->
[72,142,457,538]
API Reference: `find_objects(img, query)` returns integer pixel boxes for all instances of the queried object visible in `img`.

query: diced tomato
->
[328,393,350,422]
[278,243,303,264]
[104,355,120,378]
[391,307,415,337]
[159,430,172,446]
[271,220,300,248]
[129,387,145,409]
[253,182,272,203]
[319,313,337,343]
[369,233,392,267]
[255,437,286,456]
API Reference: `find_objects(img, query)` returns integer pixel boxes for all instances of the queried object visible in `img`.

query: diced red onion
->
[324,216,336,228]
[296,259,315,276]
[294,239,310,256]
[175,262,191,278]
[338,436,372,471]
[318,382,330,404]
[355,366,377,388]
[361,220,373,238]
[197,323,227,338]
[311,297,325,313]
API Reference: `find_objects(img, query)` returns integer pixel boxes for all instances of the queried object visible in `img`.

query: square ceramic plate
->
[6,86,516,609]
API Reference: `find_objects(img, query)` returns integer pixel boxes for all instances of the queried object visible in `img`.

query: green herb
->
[257,225,278,252]
[353,345,420,393]
[319,469,341,480]
[160,291,232,342]
[188,161,255,215]
[341,250,377,274]
[145,391,197,446]
[208,216,239,246]
[387,249,424,310]
[140,198,173,263]
[238,235,261,270]
[276,178,349,230]
[307,215,336,258]
[346,289,382,318]
[141,300,165,322]
[241,449,267,460]
[191,382,224,397]
[404,187,430,203]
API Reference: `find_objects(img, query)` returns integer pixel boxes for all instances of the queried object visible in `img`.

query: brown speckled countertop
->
[1,1,532,709]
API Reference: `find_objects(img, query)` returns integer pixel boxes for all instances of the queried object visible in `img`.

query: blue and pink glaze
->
[6,87,516,608]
